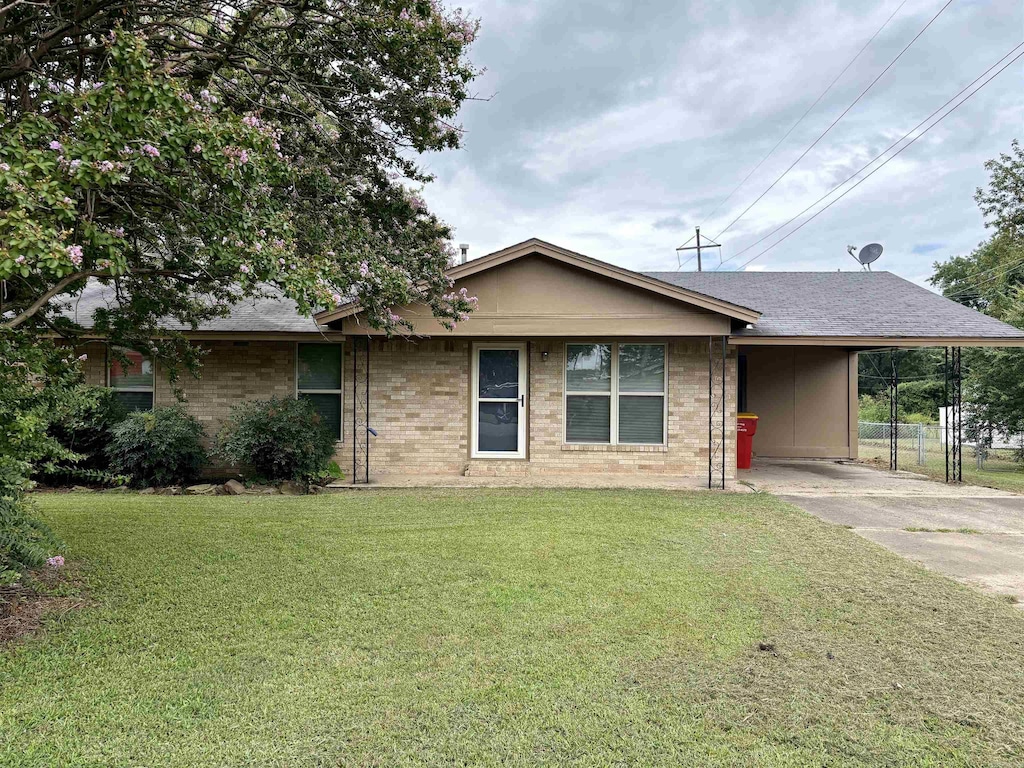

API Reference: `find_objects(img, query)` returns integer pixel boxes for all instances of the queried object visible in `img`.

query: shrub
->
[217,397,336,482]
[46,387,129,472]
[106,407,208,487]
[0,496,61,586]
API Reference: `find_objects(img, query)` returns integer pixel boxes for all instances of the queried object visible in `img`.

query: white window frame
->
[295,342,344,443]
[106,346,155,410]
[471,342,527,459]
[563,342,667,446]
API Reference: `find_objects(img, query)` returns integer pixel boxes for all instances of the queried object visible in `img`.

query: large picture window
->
[108,347,154,411]
[565,343,666,445]
[297,343,343,440]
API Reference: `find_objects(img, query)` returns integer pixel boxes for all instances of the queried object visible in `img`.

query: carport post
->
[945,346,962,484]
[917,424,925,466]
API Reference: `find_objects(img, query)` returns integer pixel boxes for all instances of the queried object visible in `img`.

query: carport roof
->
[645,270,1024,345]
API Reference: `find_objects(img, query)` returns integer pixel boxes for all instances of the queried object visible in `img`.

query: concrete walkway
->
[329,473,751,492]
[742,459,1024,605]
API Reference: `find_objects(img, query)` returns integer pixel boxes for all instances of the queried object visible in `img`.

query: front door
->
[472,344,527,458]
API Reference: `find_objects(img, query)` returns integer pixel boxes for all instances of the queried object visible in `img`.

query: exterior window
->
[109,347,154,411]
[297,343,343,440]
[564,343,666,445]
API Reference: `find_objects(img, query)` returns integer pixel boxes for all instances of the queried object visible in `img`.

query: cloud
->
[426,0,1024,285]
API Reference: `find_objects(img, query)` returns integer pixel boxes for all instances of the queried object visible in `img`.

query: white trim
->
[563,342,667,446]
[471,343,527,459]
[295,341,345,442]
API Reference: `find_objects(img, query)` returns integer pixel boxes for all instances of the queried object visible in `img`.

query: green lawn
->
[3,490,1024,767]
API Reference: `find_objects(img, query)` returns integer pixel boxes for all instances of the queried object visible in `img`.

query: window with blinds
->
[564,343,666,445]
[108,347,154,411]
[297,343,343,440]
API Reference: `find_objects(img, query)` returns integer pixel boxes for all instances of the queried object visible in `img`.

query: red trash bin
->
[737,413,758,469]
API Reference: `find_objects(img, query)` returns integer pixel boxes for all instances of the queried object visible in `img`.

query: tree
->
[932,140,1024,447]
[0,1,482,578]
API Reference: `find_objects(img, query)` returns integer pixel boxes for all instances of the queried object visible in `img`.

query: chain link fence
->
[858,421,1022,472]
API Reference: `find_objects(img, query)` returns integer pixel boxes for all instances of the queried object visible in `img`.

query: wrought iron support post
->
[946,346,962,483]
[708,335,727,489]
[889,348,899,471]
[351,336,371,484]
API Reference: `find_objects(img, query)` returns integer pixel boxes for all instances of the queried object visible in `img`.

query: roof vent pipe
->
[459,243,469,264]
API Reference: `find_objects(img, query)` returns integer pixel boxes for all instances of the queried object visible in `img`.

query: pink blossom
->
[49,140,62,151]
[111,226,124,237]
[14,255,26,264]
[192,144,203,153]
[242,115,261,128]
[96,160,116,172]
[359,261,370,277]
[332,293,342,303]
[141,144,160,158]
[239,264,251,274]
[66,244,84,265]
[47,555,65,568]
[77,353,88,362]
[0,162,9,172]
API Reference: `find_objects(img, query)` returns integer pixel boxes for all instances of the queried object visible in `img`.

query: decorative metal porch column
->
[351,336,371,484]
[708,335,727,490]
[945,346,962,483]
[888,348,900,471]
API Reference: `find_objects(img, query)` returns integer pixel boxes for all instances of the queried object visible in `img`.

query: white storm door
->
[472,344,527,458]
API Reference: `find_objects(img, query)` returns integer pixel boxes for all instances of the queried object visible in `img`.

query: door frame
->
[471,342,527,459]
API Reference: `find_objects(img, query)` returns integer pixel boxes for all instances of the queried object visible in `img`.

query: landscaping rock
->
[139,487,156,495]
[160,486,182,496]
[102,486,129,494]
[223,479,246,496]
[70,486,94,493]
[186,483,218,496]
[278,480,304,496]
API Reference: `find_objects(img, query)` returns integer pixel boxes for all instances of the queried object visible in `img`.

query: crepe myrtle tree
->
[1,3,481,369]
[0,3,479,574]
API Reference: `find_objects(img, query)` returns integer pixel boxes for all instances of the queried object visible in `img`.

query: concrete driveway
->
[740,459,1024,605]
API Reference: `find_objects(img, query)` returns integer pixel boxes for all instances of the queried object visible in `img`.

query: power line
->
[732,44,1024,272]
[697,0,909,232]
[715,41,1024,270]
[940,256,1024,300]
[712,0,955,243]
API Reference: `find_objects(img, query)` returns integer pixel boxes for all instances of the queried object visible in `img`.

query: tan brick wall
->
[344,339,470,475]
[356,337,735,479]
[75,337,735,480]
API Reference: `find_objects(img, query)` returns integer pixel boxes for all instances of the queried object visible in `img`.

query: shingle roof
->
[644,270,1024,339]
[60,279,327,333]
[58,267,1024,341]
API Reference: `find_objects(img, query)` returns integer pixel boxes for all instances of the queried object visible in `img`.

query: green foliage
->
[0,331,76,579]
[931,141,1024,450]
[0,496,60,586]
[217,398,336,483]
[106,407,208,488]
[46,387,129,473]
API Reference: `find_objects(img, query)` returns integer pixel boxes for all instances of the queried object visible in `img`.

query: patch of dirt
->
[1,571,87,646]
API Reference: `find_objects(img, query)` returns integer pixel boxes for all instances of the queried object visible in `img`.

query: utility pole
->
[676,227,722,272]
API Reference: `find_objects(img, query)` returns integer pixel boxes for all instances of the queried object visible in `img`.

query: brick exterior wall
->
[77,337,735,480]
[348,337,735,480]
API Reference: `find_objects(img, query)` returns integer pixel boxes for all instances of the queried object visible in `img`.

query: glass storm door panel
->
[473,345,527,458]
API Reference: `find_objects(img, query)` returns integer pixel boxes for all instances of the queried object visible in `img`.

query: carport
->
[648,270,1024,482]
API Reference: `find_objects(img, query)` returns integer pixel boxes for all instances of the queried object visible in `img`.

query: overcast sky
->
[421,0,1023,285]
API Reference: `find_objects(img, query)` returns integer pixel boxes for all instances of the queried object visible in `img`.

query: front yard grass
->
[3,490,1024,766]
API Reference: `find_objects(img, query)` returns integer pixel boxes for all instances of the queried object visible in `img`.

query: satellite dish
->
[857,243,883,268]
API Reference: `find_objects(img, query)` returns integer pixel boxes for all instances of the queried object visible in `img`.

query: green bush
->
[0,495,60,586]
[46,387,128,472]
[106,407,208,487]
[217,397,336,483]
